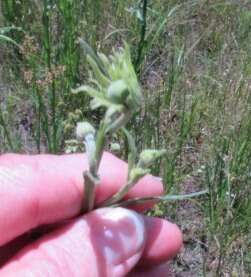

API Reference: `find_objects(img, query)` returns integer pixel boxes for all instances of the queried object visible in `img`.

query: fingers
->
[139,216,182,266]
[0,208,146,277]
[0,222,66,266]
[0,153,163,246]
[0,208,182,277]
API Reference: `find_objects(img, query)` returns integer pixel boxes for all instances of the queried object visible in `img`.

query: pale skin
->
[0,152,182,276]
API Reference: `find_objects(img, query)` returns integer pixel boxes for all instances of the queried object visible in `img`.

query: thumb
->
[0,208,146,277]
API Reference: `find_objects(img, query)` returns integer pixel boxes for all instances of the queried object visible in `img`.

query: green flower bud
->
[107,44,142,111]
[76,122,95,141]
[107,80,129,104]
[74,109,82,119]
[129,167,150,183]
[110,142,121,153]
[138,149,167,168]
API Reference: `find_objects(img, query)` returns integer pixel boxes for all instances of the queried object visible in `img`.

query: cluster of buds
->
[73,41,167,211]
[73,41,207,212]
[73,41,142,133]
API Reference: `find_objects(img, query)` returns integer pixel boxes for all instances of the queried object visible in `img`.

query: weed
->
[0,0,250,275]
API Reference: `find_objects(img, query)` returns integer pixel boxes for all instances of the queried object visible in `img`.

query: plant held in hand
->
[73,40,207,212]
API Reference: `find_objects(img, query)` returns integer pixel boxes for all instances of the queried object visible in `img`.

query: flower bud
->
[107,80,129,104]
[129,167,149,183]
[138,149,167,168]
[74,109,82,119]
[110,142,121,153]
[76,122,95,141]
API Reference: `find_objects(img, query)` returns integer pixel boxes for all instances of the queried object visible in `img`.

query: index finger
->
[0,152,163,246]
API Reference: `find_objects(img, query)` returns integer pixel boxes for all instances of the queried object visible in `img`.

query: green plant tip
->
[129,167,150,183]
[138,149,167,168]
[110,142,121,152]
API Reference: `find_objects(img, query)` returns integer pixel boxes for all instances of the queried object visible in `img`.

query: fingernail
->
[95,207,146,264]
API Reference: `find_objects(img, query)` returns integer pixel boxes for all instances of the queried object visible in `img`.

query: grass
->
[0,105,14,150]
[0,0,251,275]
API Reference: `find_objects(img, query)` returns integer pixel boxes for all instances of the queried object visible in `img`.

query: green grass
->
[0,0,251,275]
[0,105,14,150]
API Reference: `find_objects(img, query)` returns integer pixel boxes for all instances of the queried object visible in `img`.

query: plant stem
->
[36,87,41,153]
[83,112,132,211]
[0,106,14,150]
[42,0,57,152]
[82,122,107,212]
[99,179,138,207]
[105,111,131,134]
[112,190,209,207]
[95,121,107,168]
[135,0,148,72]
[82,171,99,212]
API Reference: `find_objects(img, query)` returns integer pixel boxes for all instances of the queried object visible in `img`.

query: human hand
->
[0,152,182,276]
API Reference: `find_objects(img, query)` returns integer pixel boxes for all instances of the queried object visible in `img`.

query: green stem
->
[95,121,107,168]
[83,113,131,211]
[82,122,106,212]
[35,86,52,152]
[122,127,137,175]
[135,0,148,72]
[42,0,57,152]
[96,115,136,207]
[105,111,131,134]
[99,179,138,207]
[0,106,14,150]
[37,88,41,153]
[51,80,57,152]
[113,190,209,207]
[82,171,99,212]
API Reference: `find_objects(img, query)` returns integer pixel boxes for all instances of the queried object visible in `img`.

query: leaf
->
[87,55,110,87]
[90,98,111,110]
[122,127,137,174]
[0,26,22,34]
[72,85,103,98]
[78,38,108,77]
[125,6,143,21]
[138,149,167,168]
[0,34,19,47]
[115,189,209,207]
[73,85,115,111]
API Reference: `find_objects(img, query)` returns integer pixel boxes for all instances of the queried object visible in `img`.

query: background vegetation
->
[0,0,250,275]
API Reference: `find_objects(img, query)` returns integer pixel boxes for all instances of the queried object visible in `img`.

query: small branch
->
[98,168,149,207]
[99,179,137,207]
